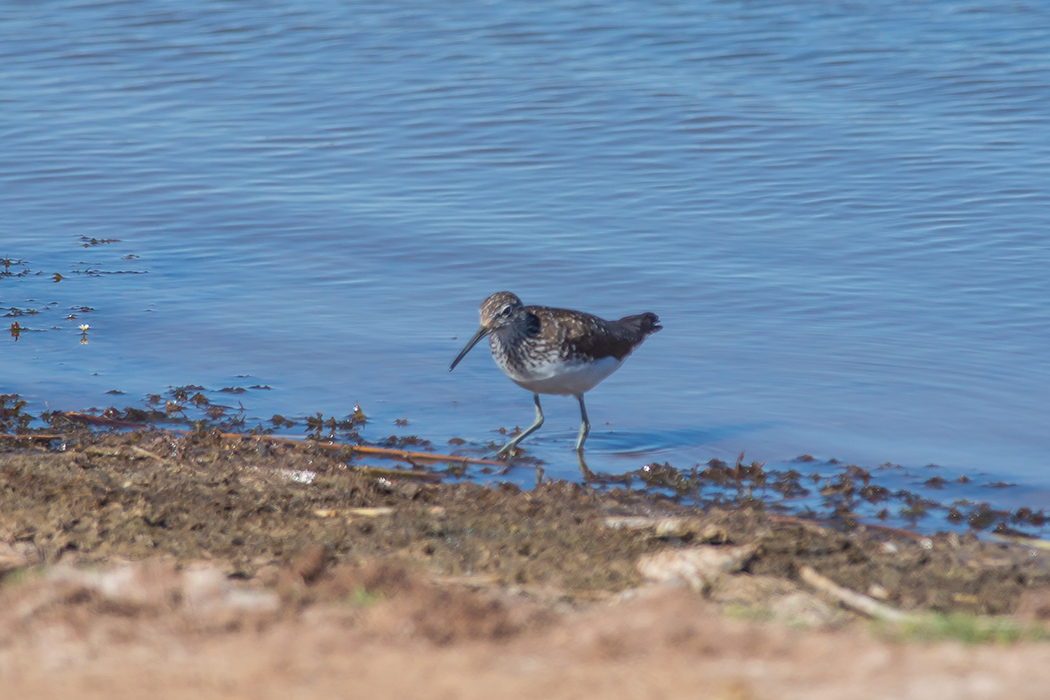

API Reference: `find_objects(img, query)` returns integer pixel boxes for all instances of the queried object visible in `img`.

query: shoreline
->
[2,426,1050,696]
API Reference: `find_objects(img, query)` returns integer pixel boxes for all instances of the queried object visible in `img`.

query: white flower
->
[79,324,89,332]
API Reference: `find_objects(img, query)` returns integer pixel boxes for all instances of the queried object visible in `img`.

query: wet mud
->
[6,410,1050,698]
[2,421,1050,619]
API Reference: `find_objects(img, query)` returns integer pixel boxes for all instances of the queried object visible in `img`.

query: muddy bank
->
[3,426,1050,618]
[4,426,1050,698]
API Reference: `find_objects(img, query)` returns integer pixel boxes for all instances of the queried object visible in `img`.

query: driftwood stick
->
[799,565,915,623]
[0,433,63,441]
[58,411,502,466]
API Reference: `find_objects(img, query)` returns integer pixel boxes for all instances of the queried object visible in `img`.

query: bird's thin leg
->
[574,393,590,453]
[497,393,544,458]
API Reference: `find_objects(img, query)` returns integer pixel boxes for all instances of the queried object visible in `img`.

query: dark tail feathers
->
[617,312,662,340]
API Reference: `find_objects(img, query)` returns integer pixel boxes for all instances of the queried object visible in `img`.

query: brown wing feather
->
[527,307,661,361]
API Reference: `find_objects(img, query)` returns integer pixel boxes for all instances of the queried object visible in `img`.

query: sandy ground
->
[3,426,1050,699]
[4,562,1050,700]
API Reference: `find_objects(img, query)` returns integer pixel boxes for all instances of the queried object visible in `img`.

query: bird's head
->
[449,291,525,371]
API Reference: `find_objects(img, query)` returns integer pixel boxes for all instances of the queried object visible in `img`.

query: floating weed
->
[271,414,296,429]
[699,455,766,486]
[636,461,695,493]
[859,484,890,504]
[205,405,227,421]
[378,435,432,450]
[350,403,367,427]
[844,465,872,485]
[1,257,22,276]
[4,307,39,317]
[820,473,856,498]
[0,394,31,432]
[3,239,140,347]
[170,386,203,403]
[968,503,1012,531]
[587,454,1050,539]
[898,493,939,524]
[770,469,809,499]
[0,258,31,281]
[121,407,168,424]
[79,236,121,247]
[306,409,366,442]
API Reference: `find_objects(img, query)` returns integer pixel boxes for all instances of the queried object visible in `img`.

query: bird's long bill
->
[449,326,491,371]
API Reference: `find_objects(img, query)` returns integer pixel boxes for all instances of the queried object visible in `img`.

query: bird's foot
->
[495,443,519,460]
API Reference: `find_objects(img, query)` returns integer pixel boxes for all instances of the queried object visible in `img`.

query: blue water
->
[2,1,1049,505]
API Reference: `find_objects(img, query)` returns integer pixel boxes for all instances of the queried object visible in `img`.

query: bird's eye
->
[499,305,512,317]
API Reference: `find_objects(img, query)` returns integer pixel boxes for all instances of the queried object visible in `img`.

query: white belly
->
[503,355,623,396]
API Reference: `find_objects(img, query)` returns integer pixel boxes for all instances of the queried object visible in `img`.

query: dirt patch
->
[4,428,1048,614]
[3,427,1050,698]
[0,428,662,591]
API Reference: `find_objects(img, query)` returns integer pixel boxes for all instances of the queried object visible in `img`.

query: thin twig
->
[0,433,63,441]
[58,411,502,466]
[799,565,915,623]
